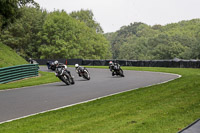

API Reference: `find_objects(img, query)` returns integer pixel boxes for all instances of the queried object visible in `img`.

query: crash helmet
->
[109,61,113,65]
[75,64,79,68]
[64,65,67,69]
[54,60,58,65]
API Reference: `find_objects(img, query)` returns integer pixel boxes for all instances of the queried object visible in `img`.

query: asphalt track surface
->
[0,66,180,123]
[179,119,200,133]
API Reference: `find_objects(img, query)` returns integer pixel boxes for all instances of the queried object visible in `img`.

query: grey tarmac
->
[0,66,180,123]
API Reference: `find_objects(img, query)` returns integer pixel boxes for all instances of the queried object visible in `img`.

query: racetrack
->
[0,66,180,123]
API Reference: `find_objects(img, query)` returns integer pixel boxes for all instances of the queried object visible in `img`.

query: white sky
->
[34,0,200,33]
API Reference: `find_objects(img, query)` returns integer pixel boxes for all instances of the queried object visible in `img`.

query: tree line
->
[0,0,111,59]
[1,0,200,60]
[105,20,200,60]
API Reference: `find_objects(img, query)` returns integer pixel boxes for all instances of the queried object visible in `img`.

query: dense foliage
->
[0,0,39,30]
[70,9,104,33]
[0,5,111,59]
[1,0,200,60]
[105,20,200,60]
[38,11,110,59]
[1,7,46,58]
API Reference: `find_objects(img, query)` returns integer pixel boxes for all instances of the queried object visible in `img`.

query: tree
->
[118,37,151,60]
[0,0,39,30]
[0,0,18,29]
[17,0,39,7]
[106,19,200,60]
[70,9,104,33]
[1,7,46,58]
[38,11,111,59]
[152,41,186,59]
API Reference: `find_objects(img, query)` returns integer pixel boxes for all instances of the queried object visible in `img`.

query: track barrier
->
[35,59,200,68]
[0,64,39,84]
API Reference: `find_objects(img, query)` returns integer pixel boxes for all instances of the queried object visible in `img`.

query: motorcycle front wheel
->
[119,69,125,77]
[69,76,75,84]
[62,75,70,85]
[83,70,90,80]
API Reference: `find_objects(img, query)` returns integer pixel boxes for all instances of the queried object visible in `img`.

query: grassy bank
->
[0,43,28,68]
[0,67,200,133]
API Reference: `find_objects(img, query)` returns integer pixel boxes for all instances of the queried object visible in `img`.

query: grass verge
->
[0,71,59,90]
[0,66,200,133]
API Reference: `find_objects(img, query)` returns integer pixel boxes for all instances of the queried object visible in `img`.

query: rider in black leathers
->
[109,61,114,72]
[54,60,72,76]
[109,61,123,76]
[75,64,86,77]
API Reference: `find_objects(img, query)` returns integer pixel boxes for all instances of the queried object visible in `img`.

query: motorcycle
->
[111,63,125,77]
[55,66,75,85]
[77,67,90,80]
[47,61,56,71]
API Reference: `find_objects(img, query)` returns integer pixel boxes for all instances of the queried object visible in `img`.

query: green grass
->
[0,66,200,133]
[0,43,28,68]
[0,71,59,90]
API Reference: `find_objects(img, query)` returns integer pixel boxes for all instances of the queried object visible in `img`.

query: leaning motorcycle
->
[47,61,56,71]
[112,64,125,77]
[77,67,90,80]
[55,66,75,85]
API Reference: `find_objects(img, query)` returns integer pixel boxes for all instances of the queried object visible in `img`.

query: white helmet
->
[54,60,58,65]
[64,65,67,69]
[75,64,79,68]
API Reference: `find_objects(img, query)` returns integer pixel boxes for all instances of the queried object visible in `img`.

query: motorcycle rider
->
[54,60,72,76]
[46,60,54,69]
[75,64,85,77]
[109,61,114,71]
[109,61,123,76]
[28,58,33,64]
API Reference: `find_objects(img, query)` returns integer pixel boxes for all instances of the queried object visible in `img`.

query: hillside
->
[0,42,28,68]
[105,19,200,60]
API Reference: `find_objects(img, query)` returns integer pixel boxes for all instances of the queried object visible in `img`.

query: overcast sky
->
[34,0,200,33]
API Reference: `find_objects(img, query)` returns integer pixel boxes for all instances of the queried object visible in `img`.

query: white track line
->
[0,72,181,124]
